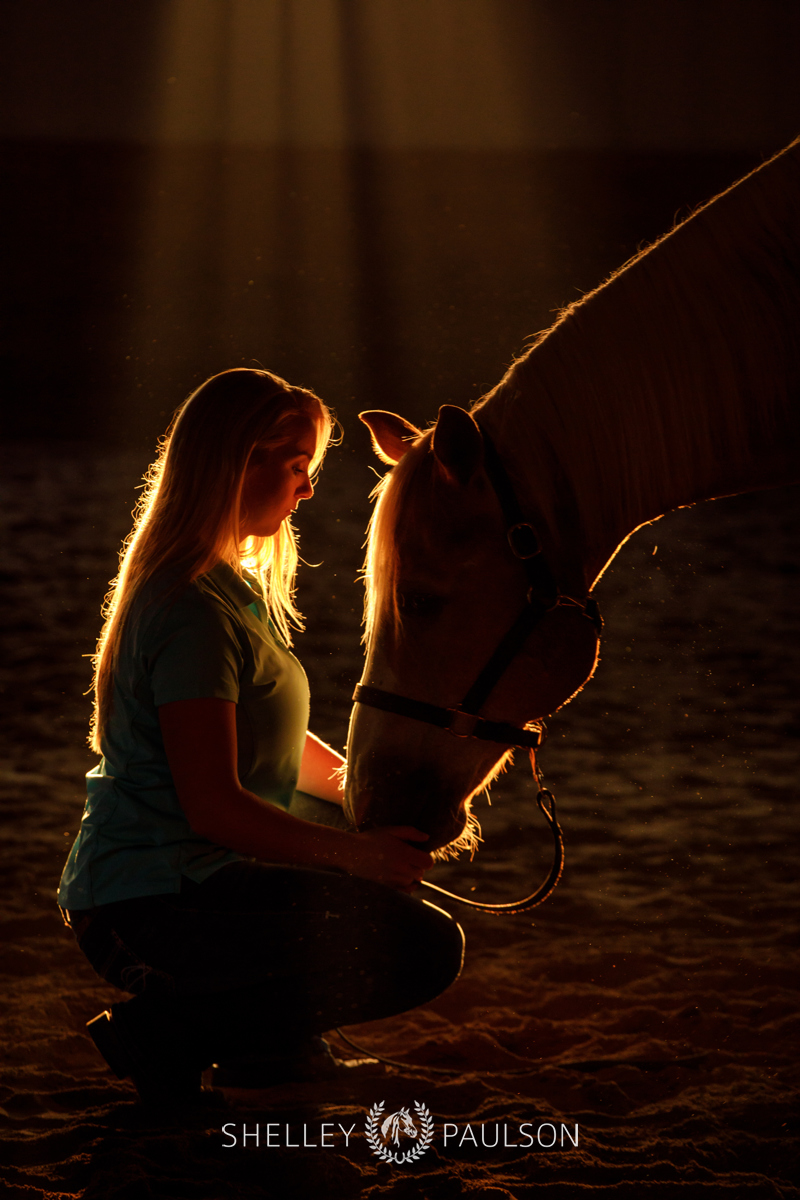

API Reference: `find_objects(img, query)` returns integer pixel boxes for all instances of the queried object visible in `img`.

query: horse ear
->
[359,411,422,465]
[432,404,483,486]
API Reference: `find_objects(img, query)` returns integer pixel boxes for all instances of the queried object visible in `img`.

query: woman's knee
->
[383,896,464,1007]
[419,899,465,989]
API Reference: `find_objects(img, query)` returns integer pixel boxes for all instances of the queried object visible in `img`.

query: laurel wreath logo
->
[365,1101,435,1165]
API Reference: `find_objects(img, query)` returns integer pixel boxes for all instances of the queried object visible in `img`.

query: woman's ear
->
[359,411,422,465]
[432,405,483,486]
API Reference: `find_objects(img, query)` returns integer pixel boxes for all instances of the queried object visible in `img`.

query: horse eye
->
[398,592,443,617]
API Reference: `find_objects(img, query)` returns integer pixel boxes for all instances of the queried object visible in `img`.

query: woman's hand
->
[343,827,434,891]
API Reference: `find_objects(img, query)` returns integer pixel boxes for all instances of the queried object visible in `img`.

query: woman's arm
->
[158,697,432,890]
[297,731,345,805]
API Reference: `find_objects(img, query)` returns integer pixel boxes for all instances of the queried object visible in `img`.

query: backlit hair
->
[90,368,334,752]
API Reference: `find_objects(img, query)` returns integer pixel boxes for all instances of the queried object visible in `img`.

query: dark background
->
[2,0,800,447]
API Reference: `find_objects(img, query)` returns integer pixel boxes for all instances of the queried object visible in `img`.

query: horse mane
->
[363,139,800,624]
[474,137,800,584]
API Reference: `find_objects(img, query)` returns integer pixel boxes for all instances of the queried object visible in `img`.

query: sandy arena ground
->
[0,441,798,1198]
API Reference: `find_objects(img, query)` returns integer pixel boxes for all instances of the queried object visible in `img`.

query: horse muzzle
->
[344,755,468,851]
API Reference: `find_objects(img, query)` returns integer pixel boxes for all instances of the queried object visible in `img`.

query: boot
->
[87,1008,217,1107]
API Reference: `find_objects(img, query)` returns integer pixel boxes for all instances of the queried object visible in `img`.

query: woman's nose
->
[298,474,314,499]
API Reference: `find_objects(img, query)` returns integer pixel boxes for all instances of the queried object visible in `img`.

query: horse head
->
[381,1107,418,1145]
[344,404,600,853]
[346,140,800,857]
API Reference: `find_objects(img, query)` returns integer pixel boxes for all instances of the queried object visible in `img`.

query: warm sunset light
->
[2,3,799,1196]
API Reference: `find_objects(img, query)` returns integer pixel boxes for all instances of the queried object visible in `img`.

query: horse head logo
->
[366,1101,434,1165]
[380,1106,419,1146]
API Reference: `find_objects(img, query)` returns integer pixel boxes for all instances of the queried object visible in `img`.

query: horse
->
[343,137,800,860]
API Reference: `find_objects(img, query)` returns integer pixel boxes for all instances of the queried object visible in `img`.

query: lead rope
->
[417,745,564,915]
[333,744,565,1073]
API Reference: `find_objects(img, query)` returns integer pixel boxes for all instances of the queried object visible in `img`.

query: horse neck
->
[475,139,800,592]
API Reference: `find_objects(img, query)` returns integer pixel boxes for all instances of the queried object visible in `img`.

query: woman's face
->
[239,416,318,539]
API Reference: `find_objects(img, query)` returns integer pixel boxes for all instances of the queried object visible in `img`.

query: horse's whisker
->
[433,802,483,862]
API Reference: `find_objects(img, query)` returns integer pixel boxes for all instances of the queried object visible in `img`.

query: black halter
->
[352,422,602,914]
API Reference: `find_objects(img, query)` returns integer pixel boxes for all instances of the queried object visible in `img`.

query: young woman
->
[58,369,464,1104]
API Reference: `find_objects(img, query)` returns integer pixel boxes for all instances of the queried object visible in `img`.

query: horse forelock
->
[363,430,439,642]
[363,427,507,643]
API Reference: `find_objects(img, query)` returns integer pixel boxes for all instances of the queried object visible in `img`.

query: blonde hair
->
[90,368,334,753]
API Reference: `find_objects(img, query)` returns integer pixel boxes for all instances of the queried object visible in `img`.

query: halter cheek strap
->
[477,420,603,640]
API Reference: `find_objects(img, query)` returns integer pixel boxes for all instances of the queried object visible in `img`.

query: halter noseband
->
[351,422,603,915]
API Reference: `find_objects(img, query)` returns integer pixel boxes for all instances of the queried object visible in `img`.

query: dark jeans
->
[69,860,464,1070]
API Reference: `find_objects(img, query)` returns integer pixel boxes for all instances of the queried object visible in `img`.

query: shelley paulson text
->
[220,1122,579,1150]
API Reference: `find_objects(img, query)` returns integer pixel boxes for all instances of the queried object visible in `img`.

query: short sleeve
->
[142,588,245,707]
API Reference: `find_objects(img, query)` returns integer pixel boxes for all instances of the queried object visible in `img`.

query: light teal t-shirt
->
[57,561,310,909]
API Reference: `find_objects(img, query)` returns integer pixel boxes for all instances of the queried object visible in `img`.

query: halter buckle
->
[507,522,541,559]
[446,709,480,738]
